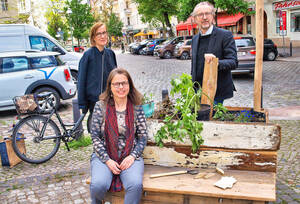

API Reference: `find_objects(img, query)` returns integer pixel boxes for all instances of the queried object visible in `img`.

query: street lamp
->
[67,8,74,52]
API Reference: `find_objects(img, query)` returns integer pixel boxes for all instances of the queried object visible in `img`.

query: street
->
[0,51,299,203]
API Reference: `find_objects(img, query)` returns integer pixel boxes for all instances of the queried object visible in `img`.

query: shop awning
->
[134,32,146,37]
[176,16,198,31]
[217,13,244,27]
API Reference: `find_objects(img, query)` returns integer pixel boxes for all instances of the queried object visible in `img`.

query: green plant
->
[213,103,254,123]
[65,135,92,150]
[142,93,153,104]
[155,73,204,153]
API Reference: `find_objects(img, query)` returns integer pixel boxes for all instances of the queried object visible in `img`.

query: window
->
[19,0,25,11]
[246,16,251,34]
[45,38,57,51]
[29,36,46,51]
[127,17,130,25]
[1,0,8,11]
[235,38,255,47]
[291,12,300,32]
[1,57,28,73]
[30,56,57,69]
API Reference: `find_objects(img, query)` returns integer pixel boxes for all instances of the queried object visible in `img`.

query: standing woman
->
[90,68,148,204]
[77,22,117,130]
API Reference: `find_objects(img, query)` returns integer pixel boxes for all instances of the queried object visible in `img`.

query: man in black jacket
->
[191,1,238,104]
[77,22,117,118]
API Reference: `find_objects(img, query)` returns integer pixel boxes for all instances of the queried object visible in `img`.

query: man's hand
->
[204,53,216,64]
[106,159,121,175]
[120,155,135,171]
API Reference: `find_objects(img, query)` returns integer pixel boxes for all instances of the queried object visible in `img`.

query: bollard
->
[72,99,83,138]
[162,89,169,101]
[290,41,293,57]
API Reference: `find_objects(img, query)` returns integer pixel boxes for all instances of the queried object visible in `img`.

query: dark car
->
[143,38,166,55]
[264,38,278,61]
[131,39,153,55]
[154,36,192,59]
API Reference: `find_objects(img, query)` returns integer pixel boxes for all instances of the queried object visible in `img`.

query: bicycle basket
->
[13,94,38,115]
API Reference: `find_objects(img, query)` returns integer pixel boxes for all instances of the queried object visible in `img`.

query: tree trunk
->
[163,12,174,37]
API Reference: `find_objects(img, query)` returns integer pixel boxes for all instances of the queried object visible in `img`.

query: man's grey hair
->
[191,1,216,17]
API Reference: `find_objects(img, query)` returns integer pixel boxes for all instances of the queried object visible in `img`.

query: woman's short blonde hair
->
[89,22,106,47]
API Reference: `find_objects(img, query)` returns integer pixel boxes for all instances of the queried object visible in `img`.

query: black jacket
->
[77,47,117,109]
[191,26,238,100]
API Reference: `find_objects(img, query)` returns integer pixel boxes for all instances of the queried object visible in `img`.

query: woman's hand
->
[106,159,121,175]
[120,155,135,171]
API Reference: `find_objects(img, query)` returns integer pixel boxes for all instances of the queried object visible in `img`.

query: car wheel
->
[34,87,60,112]
[180,52,190,60]
[138,49,143,55]
[71,70,78,84]
[164,51,172,59]
[267,51,276,61]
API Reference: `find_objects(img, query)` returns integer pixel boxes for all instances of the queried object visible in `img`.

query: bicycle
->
[11,92,87,164]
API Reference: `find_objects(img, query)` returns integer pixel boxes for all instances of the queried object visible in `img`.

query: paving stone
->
[74,199,84,204]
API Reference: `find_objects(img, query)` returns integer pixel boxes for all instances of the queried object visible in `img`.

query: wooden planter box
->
[102,116,280,203]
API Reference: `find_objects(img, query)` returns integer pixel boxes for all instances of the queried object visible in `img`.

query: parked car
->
[0,51,76,112]
[174,39,192,60]
[232,36,256,75]
[154,36,192,59]
[131,39,153,55]
[143,38,166,55]
[264,38,278,61]
[73,46,85,53]
[0,24,81,81]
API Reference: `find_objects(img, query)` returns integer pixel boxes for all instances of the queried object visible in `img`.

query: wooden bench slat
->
[142,165,276,202]
[147,120,281,150]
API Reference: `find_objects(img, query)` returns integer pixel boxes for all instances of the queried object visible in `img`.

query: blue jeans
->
[90,153,144,204]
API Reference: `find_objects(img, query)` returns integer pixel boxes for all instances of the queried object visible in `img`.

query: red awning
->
[176,16,198,31]
[217,13,244,27]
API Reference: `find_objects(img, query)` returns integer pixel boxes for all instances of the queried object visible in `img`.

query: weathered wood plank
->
[103,165,275,203]
[143,146,277,172]
[147,120,281,150]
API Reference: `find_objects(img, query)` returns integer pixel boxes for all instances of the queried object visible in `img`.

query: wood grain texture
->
[143,146,277,172]
[147,120,281,150]
[103,165,275,203]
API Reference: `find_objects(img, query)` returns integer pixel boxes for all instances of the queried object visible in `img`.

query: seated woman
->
[90,68,148,204]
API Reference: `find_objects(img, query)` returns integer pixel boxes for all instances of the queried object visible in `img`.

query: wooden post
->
[201,56,218,107]
[254,0,264,111]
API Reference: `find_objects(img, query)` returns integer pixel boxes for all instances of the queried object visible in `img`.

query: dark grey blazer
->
[191,26,238,100]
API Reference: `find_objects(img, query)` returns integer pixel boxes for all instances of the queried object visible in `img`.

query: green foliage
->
[64,0,95,46]
[67,135,92,150]
[142,93,153,104]
[155,73,204,153]
[134,0,179,36]
[46,0,69,41]
[176,0,254,22]
[213,103,254,123]
[107,13,123,37]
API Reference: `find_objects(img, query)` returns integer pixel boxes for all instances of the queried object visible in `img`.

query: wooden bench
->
[87,120,280,204]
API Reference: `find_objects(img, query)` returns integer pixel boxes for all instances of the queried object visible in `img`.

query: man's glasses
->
[194,12,213,19]
[95,31,107,37]
[111,81,129,88]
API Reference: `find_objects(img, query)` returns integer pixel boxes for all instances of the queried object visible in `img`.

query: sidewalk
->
[276,47,300,62]
[268,106,300,120]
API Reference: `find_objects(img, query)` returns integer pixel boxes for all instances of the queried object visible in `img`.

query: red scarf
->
[104,99,135,192]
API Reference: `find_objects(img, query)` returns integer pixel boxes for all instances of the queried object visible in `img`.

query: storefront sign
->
[279,10,287,36]
[273,0,300,10]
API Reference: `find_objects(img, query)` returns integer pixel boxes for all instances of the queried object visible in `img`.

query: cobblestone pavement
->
[0,52,299,203]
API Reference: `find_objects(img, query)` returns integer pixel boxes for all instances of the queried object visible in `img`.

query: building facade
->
[264,0,300,47]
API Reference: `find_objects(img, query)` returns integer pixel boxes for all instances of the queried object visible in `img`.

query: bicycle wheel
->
[12,115,61,164]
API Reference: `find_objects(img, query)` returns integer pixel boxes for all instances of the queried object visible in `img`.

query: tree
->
[134,0,179,37]
[64,0,95,46]
[107,13,123,38]
[177,0,254,25]
[45,0,69,41]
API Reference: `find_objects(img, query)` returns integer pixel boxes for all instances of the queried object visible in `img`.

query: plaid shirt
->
[91,101,148,163]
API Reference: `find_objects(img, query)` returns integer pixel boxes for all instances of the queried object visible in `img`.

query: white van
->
[0,24,81,80]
